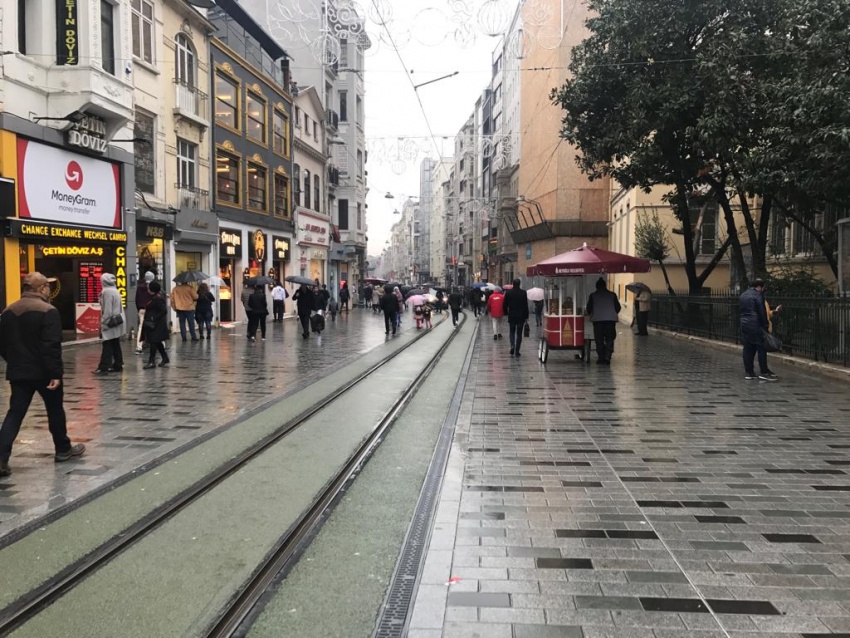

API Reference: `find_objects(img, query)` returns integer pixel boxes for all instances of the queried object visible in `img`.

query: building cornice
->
[293,137,327,165]
[211,39,293,104]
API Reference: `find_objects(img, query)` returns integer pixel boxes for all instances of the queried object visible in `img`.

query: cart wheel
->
[538,338,544,362]
[540,339,549,364]
[584,341,591,364]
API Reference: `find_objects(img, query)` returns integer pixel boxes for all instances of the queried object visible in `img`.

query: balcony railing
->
[326,109,339,130]
[176,184,209,211]
[173,79,208,124]
[327,166,340,186]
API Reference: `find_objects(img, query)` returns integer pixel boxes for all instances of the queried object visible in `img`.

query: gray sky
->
[363,1,511,255]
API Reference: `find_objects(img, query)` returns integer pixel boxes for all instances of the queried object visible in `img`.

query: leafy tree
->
[634,209,675,295]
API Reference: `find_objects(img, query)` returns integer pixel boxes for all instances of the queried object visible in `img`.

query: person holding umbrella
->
[628,283,652,336]
[170,278,199,342]
[247,285,269,341]
[292,283,316,338]
[381,285,401,335]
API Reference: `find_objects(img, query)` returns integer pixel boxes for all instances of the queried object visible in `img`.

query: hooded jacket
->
[0,290,64,381]
[99,273,126,341]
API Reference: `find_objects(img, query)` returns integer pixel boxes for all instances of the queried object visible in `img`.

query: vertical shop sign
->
[115,246,127,307]
[56,0,79,65]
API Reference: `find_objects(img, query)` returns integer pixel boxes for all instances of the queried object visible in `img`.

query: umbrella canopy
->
[527,287,545,301]
[386,282,403,290]
[206,276,226,287]
[246,276,273,287]
[527,243,651,276]
[173,270,209,284]
[364,277,386,285]
[626,282,652,294]
[424,294,438,304]
[285,275,317,286]
[471,282,489,289]
[405,288,426,298]
[484,283,502,292]
[407,295,426,307]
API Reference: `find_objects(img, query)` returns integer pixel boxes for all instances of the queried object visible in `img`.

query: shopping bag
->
[764,331,782,353]
[523,322,530,338]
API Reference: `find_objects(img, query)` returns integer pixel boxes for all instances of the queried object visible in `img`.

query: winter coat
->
[292,287,316,317]
[587,289,621,323]
[0,291,63,381]
[248,290,269,316]
[381,292,400,314]
[171,283,198,311]
[317,289,331,310]
[447,292,463,310]
[487,292,505,318]
[195,291,215,318]
[339,287,350,302]
[99,274,126,341]
[144,294,170,344]
[502,287,530,323]
[739,287,768,342]
[135,283,153,311]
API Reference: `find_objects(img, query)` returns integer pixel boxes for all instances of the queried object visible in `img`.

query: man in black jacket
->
[739,278,777,381]
[502,278,530,356]
[0,272,85,476]
[380,286,401,335]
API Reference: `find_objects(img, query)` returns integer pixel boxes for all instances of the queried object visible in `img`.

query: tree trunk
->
[705,175,748,287]
[657,259,676,296]
[673,180,700,294]
[776,200,839,278]
[755,195,772,275]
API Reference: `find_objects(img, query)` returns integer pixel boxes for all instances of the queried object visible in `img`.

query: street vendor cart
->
[527,243,651,365]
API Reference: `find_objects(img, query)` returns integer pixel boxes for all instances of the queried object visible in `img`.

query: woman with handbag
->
[94,273,126,374]
[143,282,170,369]
[195,283,215,340]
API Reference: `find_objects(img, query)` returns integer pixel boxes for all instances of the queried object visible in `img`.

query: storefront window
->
[274,173,289,218]
[215,73,239,129]
[247,163,267,211]
[273,109,288,156]
[216,152,240,204]
[246,93,266,143]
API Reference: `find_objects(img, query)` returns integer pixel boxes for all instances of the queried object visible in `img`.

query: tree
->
[634,209,675,295]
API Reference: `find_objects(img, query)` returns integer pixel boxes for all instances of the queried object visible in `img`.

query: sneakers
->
[759,372,778,381]
[493,335,498,340]
[55,443,85,463]
[143,362,157,369]
[0,460,10,477]
[159,360,170,367]
[745,374,757,380]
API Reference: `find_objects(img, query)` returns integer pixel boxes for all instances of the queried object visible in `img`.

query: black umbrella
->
[285,275,317,286]
[625,282,652,294]
[405,288,426,299]
[246,276,273,287]
[173,270,209,284]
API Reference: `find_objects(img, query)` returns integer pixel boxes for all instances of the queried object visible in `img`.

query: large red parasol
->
[527,243,651,276]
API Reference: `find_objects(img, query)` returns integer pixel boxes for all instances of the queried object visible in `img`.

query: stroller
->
[310,310,325,334]
[327,299,339,322]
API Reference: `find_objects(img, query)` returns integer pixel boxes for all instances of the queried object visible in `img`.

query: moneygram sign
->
[16,139,121,229]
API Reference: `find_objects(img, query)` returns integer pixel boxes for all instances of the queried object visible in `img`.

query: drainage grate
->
[372,326,477,638]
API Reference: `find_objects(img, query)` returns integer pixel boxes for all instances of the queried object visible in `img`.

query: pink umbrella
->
[407,295,426,307]
[527,243,651,276]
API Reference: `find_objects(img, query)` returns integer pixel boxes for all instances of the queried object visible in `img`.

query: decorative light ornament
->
[521,0,554,27]
[412,8,449,47]
[476,0,511,37]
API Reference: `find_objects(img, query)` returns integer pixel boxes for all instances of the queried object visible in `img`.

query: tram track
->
[0,312,465,637]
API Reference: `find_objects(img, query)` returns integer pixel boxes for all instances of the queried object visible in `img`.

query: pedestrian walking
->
[423,303,433,329]
[317,284,331,313]
[393,287,404,329]
[372,286,380,313]
[381,286,400,335]
[292,284,316,338]
[195,283,215,339]
[247,285,268,341]
[170,281,198,341]
[740,278,777,381]
[271,280,287,322]
[143,282,170,369]
[435,290,445,314]
[468,288,482,317]
[533,299,544,327]
[635,288,652,336]
[586,277,621,364]
[135,271,156,353]
[327,297,339,321]
[0,272,85,476]
[487,289,505,340]
[93,273,126,374]
[339,282,350,313]
[502,278,530,356]
[448,287,463,326]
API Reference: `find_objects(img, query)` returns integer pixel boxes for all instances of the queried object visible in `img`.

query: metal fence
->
[650,292,850,366]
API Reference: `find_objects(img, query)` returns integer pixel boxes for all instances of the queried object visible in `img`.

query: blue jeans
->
[177,310,196,339]
[196,311,212,336]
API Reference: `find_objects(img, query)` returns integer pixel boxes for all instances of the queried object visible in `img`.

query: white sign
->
[17,139,121,229]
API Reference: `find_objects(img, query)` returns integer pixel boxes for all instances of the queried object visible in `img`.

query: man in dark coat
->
[292,285,316,338]
[586,278,621,364]
[502,278,530,356]
[447,288,463,326]
[143,281,170,368]
[0,272,85,475]
[739,278,777,381]
[380,286,401,335]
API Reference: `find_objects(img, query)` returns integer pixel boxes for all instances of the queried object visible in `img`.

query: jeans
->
[592,321,617,362]
[272,300,284,321]
[743,339,769,375]
[384,311,397,334]
[508,320,524,353]
[98,338,124,370]
[196,311,212,337]
[176,310,196,340]
[0,380,71,461]
[535,308,543,327]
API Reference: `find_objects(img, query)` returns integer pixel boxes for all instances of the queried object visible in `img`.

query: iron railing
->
[176,184,209,211]
[650,292,850,366]
[173,79,208,121]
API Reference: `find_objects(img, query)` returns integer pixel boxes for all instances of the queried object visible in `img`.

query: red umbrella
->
[527,243,651,276]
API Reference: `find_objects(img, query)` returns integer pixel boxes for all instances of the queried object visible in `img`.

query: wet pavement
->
[410,321,850,638]
[0,309,403,538]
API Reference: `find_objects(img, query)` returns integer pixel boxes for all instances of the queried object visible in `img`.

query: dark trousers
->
[299,314,310,335]
[384,311,397,334]
[196,312,212,336]
[98,338,123,370]
[176,310,196,339]
[593,321,617,362]
[273,300,284,321]
[0,380,71,461]
[451,308,460,325]
[636,311,649,335]
[247,314,266,338]
[508,320,525,353]
[743,340,769,375]
[148,341,168,364]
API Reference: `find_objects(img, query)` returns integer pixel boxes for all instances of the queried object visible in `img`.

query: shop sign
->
[6,219,127,244]
[219,228,242,258]
[17,139,121,228]
[298,221,329,247]
[249,229,267,265]
[56,0,79,65]
[40,245,105,257]
[115,245,127,307]
[175,208,217,241]
[67,115,107,154]
[272,235,290,261]
[137,221,174,241]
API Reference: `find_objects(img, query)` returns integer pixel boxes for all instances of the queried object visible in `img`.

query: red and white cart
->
[527,244,651,364]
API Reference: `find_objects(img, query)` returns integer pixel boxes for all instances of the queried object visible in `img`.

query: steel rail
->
[0,313,460,636]
[204,312,467,637]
